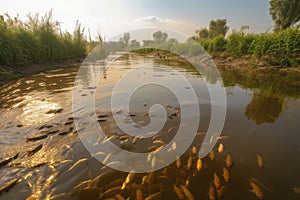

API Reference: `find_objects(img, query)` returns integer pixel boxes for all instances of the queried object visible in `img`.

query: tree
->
[143,39,154,46]
[129,39,140,48]
[168,38,178,43]
[153,31,168,44]
[208,19,229,38]
[269,0,300,31]
[122,33,130,46]
[196,28,209,39]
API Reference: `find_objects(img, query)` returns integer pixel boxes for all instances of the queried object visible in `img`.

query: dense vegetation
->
[194,27,300,67]
[0,11,86,66]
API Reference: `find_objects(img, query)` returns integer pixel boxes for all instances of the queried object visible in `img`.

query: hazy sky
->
[0,0,272,39]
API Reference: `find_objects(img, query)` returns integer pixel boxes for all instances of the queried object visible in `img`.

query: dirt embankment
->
[0,58,83,86]
[212,55,300,73]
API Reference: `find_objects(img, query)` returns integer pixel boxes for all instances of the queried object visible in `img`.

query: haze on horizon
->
[0,0,272,39]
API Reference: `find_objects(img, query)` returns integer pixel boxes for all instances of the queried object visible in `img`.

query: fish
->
[185,178,190,187]
[216,136,229,140]
[90,170,120,188]
[166,105,173,109]
[191,146,197,155]
[45,108,63,114]
[151,155,157,168]
[97,118,106,122]
[223,167,230,182]
[106,179,124,189]
[168,142,177,151]
[176,157,181,169]
[46,172,58,185]
[218,143,224,154]
[31,162,47,168]
[141,176,148,185]
[145,191,162,200]
[196,158,202,171]
[72,180,92,191]
[187,156,193,170]
[214,173,221,189]
[119,135,131,140]
[128,112,137,116]
[121,172,134,190]
[147,153,153,162]
[103,152,113,164]
[250,177,271,192]
[60,159,73,164]
[168,127,175,133]
[147,171,157,186]
[209,150,215,161]
[0,153,19,168]
[98,114,108,118]
[136,188,144,200]
[25,135,48,142]
[196,132,205,135]
[173,185,185,200]
[153,139,165,145]
[27,144,43,156]
[64,121,73,126]
[293,187,300,194]
[152,145,165,154]
[46,130,59,135]
[225,154,232,168]
[114,194,125,200]
[0,179,19,195]
[180,185,195,200]
[103,186,123,199]
[151,134,162,141]
[250,181,264,199]
[58,127,73,136]
[257,155,264,168]
[26,194,38,200]
[132,137,138,144]
[67,158,88,171]
[92,151,105,157]
[217,185,226,198]
[209,184,217,200]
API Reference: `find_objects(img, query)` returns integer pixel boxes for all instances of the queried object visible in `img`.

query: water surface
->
[0,54,299,199]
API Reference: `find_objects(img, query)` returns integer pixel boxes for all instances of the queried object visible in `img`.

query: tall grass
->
[0,11,86,66]
[195,28,300,67]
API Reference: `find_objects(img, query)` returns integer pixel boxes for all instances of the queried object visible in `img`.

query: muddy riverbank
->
[0,58,83,86]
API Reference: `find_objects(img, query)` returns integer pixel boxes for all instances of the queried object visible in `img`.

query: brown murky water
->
[0,54,300,200]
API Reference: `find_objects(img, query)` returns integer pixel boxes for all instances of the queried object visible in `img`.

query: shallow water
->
[0,54,299,199]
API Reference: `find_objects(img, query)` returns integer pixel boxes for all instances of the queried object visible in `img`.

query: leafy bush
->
[212,35,227,52]
[225,32,255,56]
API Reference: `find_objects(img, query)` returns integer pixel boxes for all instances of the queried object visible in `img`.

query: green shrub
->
[212,35,227,52]
[225,32,255,56]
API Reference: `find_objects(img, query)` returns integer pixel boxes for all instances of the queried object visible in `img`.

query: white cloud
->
[131,16,198,37]
[136,16,173,23]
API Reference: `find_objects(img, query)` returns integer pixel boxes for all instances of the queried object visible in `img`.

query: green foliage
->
[226,32,255,56]
[153,31,168,44]
[196,28,209,39]
[195,19,229,39]
[208,19,229,38]
[194,27,300,67]
[268,28,300,66]
[0,11,86,66]
[212,35,227,52]
[269,0,300,31]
